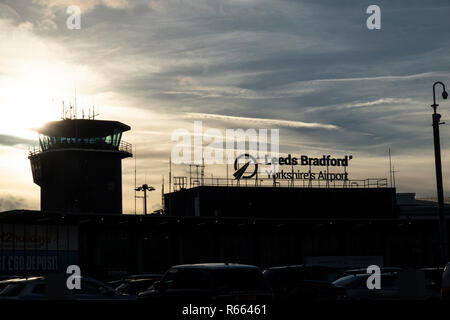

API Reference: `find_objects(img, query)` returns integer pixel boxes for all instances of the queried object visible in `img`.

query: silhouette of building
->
[0,119,448,278]
[0,197,448,277]
[164,186,397,218]
[28,119,132,214]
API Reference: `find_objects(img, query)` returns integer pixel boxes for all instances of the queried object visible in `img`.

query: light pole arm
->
[432,81,447,110]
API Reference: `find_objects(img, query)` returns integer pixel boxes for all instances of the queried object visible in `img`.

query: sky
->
[1,0,450,213]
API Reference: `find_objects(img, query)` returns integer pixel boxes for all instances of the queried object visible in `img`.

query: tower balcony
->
[28,139,133,158]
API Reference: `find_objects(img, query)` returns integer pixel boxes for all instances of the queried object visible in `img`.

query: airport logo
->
[230,153,353,181]
[263,154,352,181]
[264,154,353,167]
[233,154,259,180]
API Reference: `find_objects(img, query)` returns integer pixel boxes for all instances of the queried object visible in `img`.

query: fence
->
[172,176,388,191]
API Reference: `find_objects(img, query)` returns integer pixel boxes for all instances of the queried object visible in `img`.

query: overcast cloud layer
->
[1,0,450,212]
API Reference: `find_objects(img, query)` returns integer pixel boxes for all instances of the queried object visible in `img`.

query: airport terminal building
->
[0,118,449,278]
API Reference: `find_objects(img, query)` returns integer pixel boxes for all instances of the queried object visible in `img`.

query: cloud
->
[0,194,30,211]
[0,134,35,148]
[310,72,443,84]
[185,112,339,130]
[31,0,130,11]
[2,0,450,211]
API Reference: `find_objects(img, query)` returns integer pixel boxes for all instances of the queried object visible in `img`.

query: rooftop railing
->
[172,176,389,191]
[28,140,133,157]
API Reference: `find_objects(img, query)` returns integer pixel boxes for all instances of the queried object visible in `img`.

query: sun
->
[0,60,99,141]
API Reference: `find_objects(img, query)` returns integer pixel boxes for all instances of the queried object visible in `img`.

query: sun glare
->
[0,60,99,141]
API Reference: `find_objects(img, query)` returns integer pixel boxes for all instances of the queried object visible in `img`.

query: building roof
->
[34,119,130,137]
[0,206,448,226]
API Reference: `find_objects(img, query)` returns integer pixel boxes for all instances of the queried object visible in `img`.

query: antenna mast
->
[392,165,398,189]
[74,88,77,119]
[161,175,165,211]
[389,148,393,188]
[92,106,99,120]
[169,156,172,193]
[134,146,137,215]
[201,157,205,186]
[226,162,229,186]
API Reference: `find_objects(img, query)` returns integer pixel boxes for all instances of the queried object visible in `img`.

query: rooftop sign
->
[234,154,353,183]
[264,154,353,167]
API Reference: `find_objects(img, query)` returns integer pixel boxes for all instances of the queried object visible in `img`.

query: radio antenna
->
[161,175,165,210]
[134,146,137,215]
[74,88,77,119]
[90,105,100,120]
[392,165,399,188]
[169,156,172,193]
[389,148,393,188]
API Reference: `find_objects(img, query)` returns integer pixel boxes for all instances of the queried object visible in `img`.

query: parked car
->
[263,265,347,300]
[0,275,136,300]
[442,262,450,299]
[287,280,347,301]
[345,267,403,275]
[0,276,21,293]
[115,274,162,295]
[139,263,273,302]
[337,269,444,301]
[333,272,400,300]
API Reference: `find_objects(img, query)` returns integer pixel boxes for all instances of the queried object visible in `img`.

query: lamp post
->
[431,81,449,264]
[135,184,155,215]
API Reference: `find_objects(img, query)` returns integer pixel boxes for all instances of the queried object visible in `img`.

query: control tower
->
[28,119,132,214]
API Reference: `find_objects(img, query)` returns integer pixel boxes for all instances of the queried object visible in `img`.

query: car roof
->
[0,275,99,285]
[343,273,371,279]
[265,265,338,271]
[346,267,402,272]
[265,265,303,270]
[420,267,444,271]
[124,274,162,279]
[0,276,45,284]
[339,272,397,279]
[170,263,260,270]
[124,278,157,283]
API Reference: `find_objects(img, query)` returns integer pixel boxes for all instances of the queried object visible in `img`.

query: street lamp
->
[431,81,449,264]
[135,184,155,215]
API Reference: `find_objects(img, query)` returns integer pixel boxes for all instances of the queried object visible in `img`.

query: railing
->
[28,140,133,156]
[118,140,133,154]
[171,176,389,191]
[28,145,41,157]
